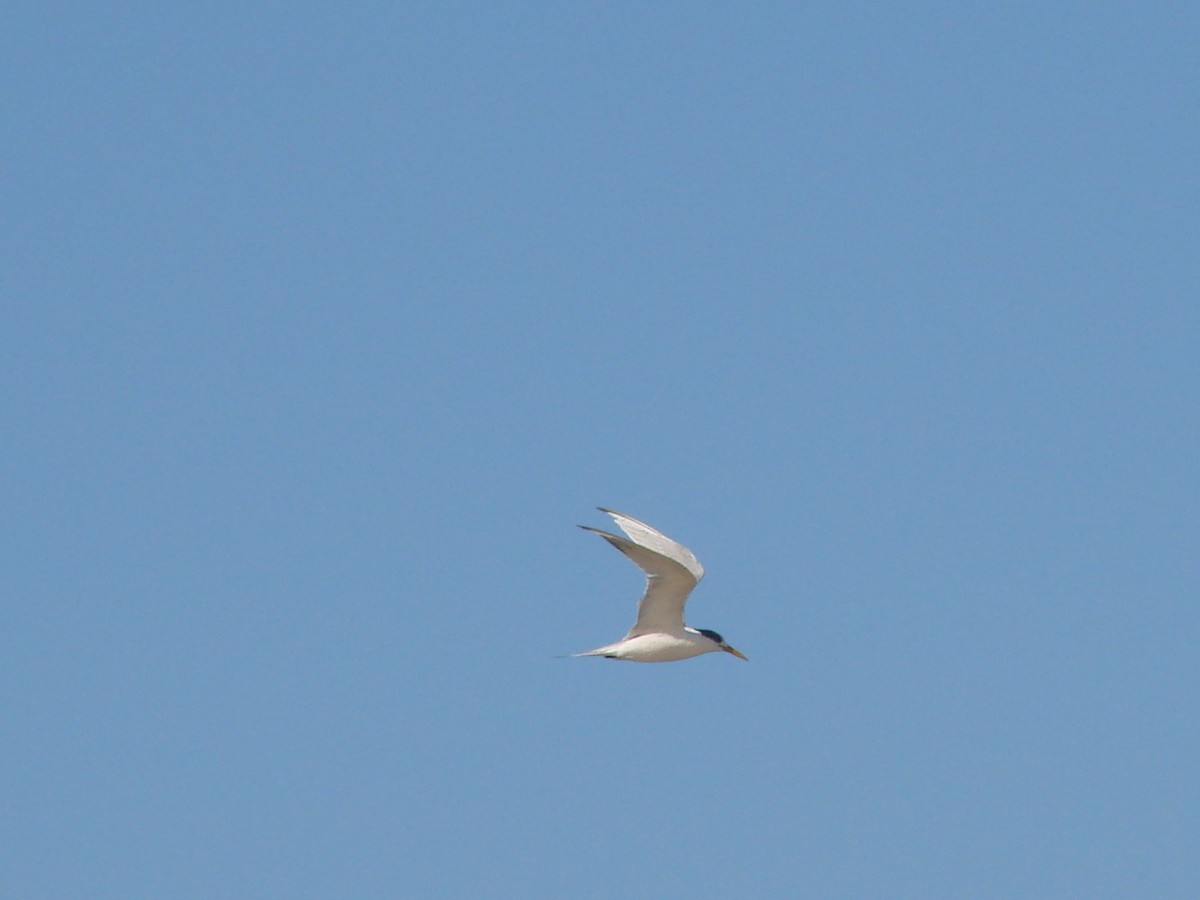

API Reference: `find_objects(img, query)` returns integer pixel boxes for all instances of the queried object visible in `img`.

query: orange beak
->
[721,645,749,661]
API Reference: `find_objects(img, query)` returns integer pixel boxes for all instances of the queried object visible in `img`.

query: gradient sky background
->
[4,4,1198,897]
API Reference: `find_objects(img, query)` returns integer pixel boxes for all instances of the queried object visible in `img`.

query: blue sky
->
[4,4,1198,897]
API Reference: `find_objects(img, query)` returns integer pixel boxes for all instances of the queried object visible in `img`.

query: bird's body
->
[575,629,732,662]
[574,508,747,664]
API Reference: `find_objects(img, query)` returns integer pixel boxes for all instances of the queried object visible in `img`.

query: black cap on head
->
[697,628,725,644]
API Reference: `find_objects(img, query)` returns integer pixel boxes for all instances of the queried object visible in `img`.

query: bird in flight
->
[574,508,748,663]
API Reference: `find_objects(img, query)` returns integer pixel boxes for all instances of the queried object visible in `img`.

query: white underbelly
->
[612,632,713,662]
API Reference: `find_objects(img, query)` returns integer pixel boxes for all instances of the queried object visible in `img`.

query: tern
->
[574,508,748,663]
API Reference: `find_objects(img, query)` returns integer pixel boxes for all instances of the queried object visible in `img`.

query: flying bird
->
[574,508,748,663]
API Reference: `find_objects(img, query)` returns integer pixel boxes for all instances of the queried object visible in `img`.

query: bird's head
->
[696,628,749,661]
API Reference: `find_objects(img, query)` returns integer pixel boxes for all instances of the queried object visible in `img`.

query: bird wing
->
[597,508,705,582]
[581,511,703,636]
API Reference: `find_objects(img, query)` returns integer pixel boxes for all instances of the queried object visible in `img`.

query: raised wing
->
[581,510,704,636]
[597,508,704,582]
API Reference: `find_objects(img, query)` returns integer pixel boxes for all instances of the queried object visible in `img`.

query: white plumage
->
[574,508,748,663]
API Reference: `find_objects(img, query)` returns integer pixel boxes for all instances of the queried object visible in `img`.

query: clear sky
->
[4,4,1198,897]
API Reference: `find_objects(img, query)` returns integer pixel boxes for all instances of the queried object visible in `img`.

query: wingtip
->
[579,524,616,539]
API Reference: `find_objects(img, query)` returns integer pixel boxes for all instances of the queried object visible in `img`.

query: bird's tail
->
[570,642,622,659]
